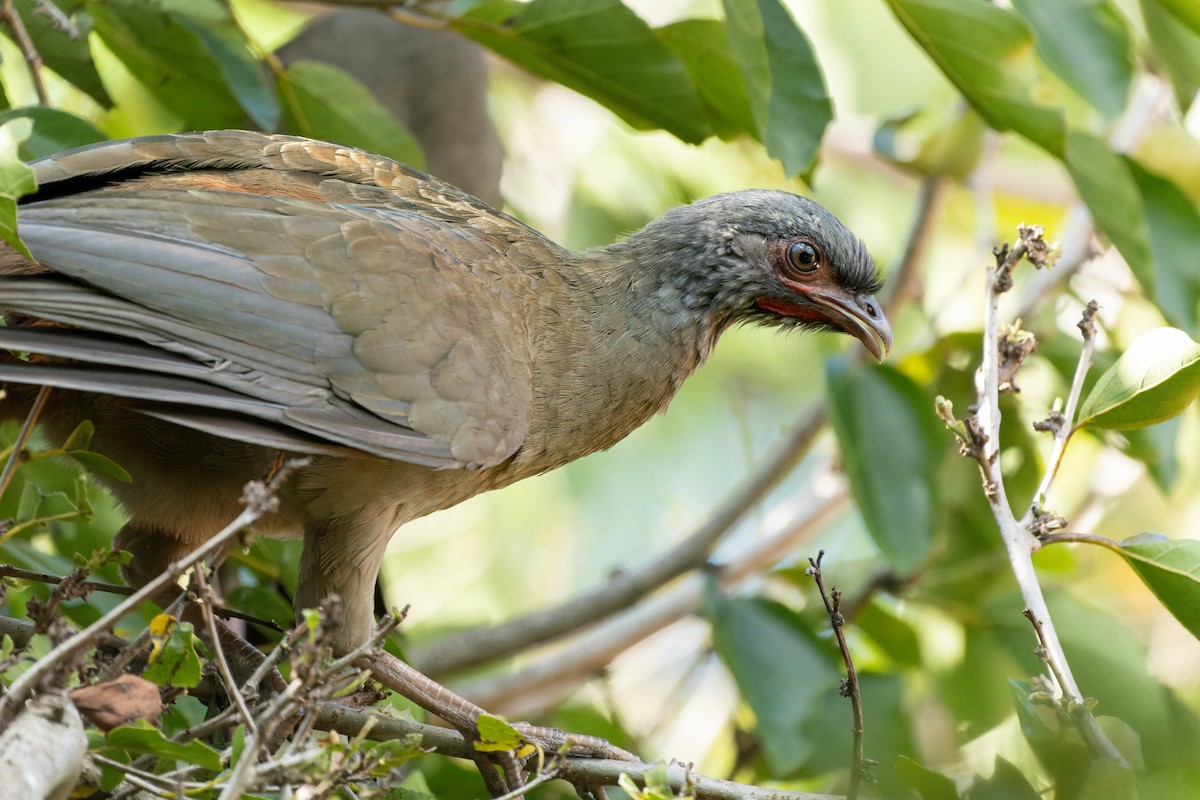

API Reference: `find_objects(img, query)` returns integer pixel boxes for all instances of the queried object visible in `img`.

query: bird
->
[0,130,890,730]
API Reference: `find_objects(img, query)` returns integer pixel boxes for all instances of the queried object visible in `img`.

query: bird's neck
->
[586,234,731,367]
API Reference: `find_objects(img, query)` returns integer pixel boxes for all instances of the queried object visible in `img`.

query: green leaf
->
[656,19,755,141]
[1158,0,1200,34]
[143,616,202,688]
[453,0,709,144]
[884,0,1065,155]
[0,117,35,259]
[1129,162,1200,332]
[1077,328,1200,430]
[1011,0,1133,118]
[721,0,831,178]
[1065,134,1200,332]
[1117,417,1182,493]
[164,0,278,129]
[105,721,222,771]
[706,588,839,775]
[67,450,133,483]
[12,0,112,108]
[279,61,424,167]
[61,420,95,453]
[896,757,960,800]
[856,599,921,667]
[1142,0,1200,107]
[473,713,531,755]
[88,0,247,129]
[0,107,102,163]
[969,757,1041,800]
[826,361,939,573]
[16,480,42,522]
[1118,535,1200,641]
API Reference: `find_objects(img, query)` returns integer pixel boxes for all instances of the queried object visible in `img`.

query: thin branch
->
[0,0,49,105]
[0,564,136,596]
[1037,531,1124,552]
[1023,301,1099,522]
[191,566,259,738]
[1023,609,1129,767]
[0,385,50,499]
[881,176,948,311]
[973,228,1084,694]
[807,552,866,800]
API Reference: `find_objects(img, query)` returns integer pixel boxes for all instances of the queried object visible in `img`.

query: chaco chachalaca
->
[0,130,890,732]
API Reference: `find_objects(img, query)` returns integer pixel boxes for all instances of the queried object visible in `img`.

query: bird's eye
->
[787,241,820,274]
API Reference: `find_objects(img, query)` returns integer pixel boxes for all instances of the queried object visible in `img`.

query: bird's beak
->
[810,290,893,362]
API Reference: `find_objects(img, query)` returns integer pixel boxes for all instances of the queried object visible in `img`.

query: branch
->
[0,692,86,797]
[807,552,867,800]
[1024,301,1099,524]
[0,0,49,105]
[0,386,50,499]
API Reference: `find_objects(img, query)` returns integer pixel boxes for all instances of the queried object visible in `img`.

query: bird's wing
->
[1,133,545,468]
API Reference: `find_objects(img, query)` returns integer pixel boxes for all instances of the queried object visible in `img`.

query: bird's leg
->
[299,518,636,793]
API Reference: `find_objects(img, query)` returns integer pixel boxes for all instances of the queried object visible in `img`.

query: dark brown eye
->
[788,241,819,273]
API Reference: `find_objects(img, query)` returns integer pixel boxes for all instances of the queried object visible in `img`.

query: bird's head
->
[625,190,893,361]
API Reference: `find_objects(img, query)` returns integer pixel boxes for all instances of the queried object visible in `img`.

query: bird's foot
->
[366,650,638,796]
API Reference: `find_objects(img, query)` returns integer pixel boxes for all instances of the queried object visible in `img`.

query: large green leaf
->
[706,589,839,775]
[826,361,940,573]
[164,0,278,130]
[0,107,104,160]
[1118,535,1200,641]
[1142,0,1200,107]
[656,19,756,141]
[721,0,831,178]
[104,721,222,771]
[0,117,35,259]
[1065,133,1200,333]
[279,61,424,168]
[88,0,246,128]
[1077,328,1200,430]
[1011,0,1133,118]
[12,0,111,108]
[884,0,1064,155]
[453,0,709,144]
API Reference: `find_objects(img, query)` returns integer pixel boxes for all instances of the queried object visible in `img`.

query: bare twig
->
[0,564,136,596]
[939,228,1127,767]
[0,386,50,499]
[0,0,49,105]
[971,227,1086,695]
[191,566,259,737]
[807,552,867,799]
[1023,608,1129,767]
[1023,301,1100,522]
